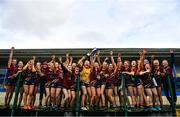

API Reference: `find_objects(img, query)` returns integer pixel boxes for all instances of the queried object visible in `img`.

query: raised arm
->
[138,49,146,71]
[59,57,72,74]
[31,58,36,72]
[77,56,85,66]
[117,52,122,63]
[69,56,73,66]
[170,49,175,68]
[110,51,117,73]
[23,61,29,71]
[110,51,116,67]
[49,55,56,64]
[8,47,15,68]
[64,53,70,66]
[90,54,96,69]
[116,52,122,70]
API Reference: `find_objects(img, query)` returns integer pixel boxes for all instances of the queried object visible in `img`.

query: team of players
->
[4,47,177,111]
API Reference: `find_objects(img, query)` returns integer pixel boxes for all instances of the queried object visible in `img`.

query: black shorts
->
[50,82,63,88]
[90,80,101,88]
[24,78,35,85]
[144,82,155,88]
[5,78,17,86]
[81,82,90,88]
[126,78,133,87]
[70,84,77,91]
[106,82,114,89]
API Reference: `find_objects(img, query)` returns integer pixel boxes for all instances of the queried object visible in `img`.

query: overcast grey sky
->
[0,0,180,49]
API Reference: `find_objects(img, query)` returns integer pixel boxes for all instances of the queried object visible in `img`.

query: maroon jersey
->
[90,68,100,82]
[100,68,109,83]
[54,70,63,83]
[70,74,78,87]
[7,65,17,78]
[106,71,115,84]
[153,67,163,85]
[45,69,55,82]
[163,66,174,80]
[24,68,36,79]
[63,72,71,89]
[123,67,132,85]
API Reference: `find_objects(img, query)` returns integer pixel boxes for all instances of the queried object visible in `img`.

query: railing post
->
[167,75,176,115]
[75,73,80,117]
[122,74,127,117]
[11,73,22,117]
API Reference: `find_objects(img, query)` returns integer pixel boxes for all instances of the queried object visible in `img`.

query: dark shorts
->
[101,81,106,86]
[134,77,141,87]
[126,78,133,87]
[23,78,35,85]
[144,82,155,88]
[5,78,17,86]
[106,82,114,89]
[81,82,90,88]
[50,82,63,88]
[70,84,77,91]
[90,80,101,88]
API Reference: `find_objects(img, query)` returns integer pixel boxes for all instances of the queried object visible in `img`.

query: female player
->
[89,55,101,110]
[139,54,161,110]
[4,47,17,108]
[23,57,36,110]
[97,51,109,110]
[106,51,116,110]
[122,60,137,109]
[78,56,92,110]
[151,58,163,107]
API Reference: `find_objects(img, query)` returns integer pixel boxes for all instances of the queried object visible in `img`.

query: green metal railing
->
[8,70,176,116]
[167,74,176,114]
[11,73,22,117]
[122,74,127,117]
[75,73,81,116]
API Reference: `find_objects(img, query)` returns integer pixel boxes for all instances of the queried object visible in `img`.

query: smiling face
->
[12,59,17,66]
[153,59,159,69]
[18,61,23,68]
[42,61,48,69]
[102,61,108,70]
[162,60,168,68]
[124,60,130,69]
[54,62,59,68]
[145,63,151,70]
[74,67,79,75]
[108,63,114,71]
[84,60,90,67]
